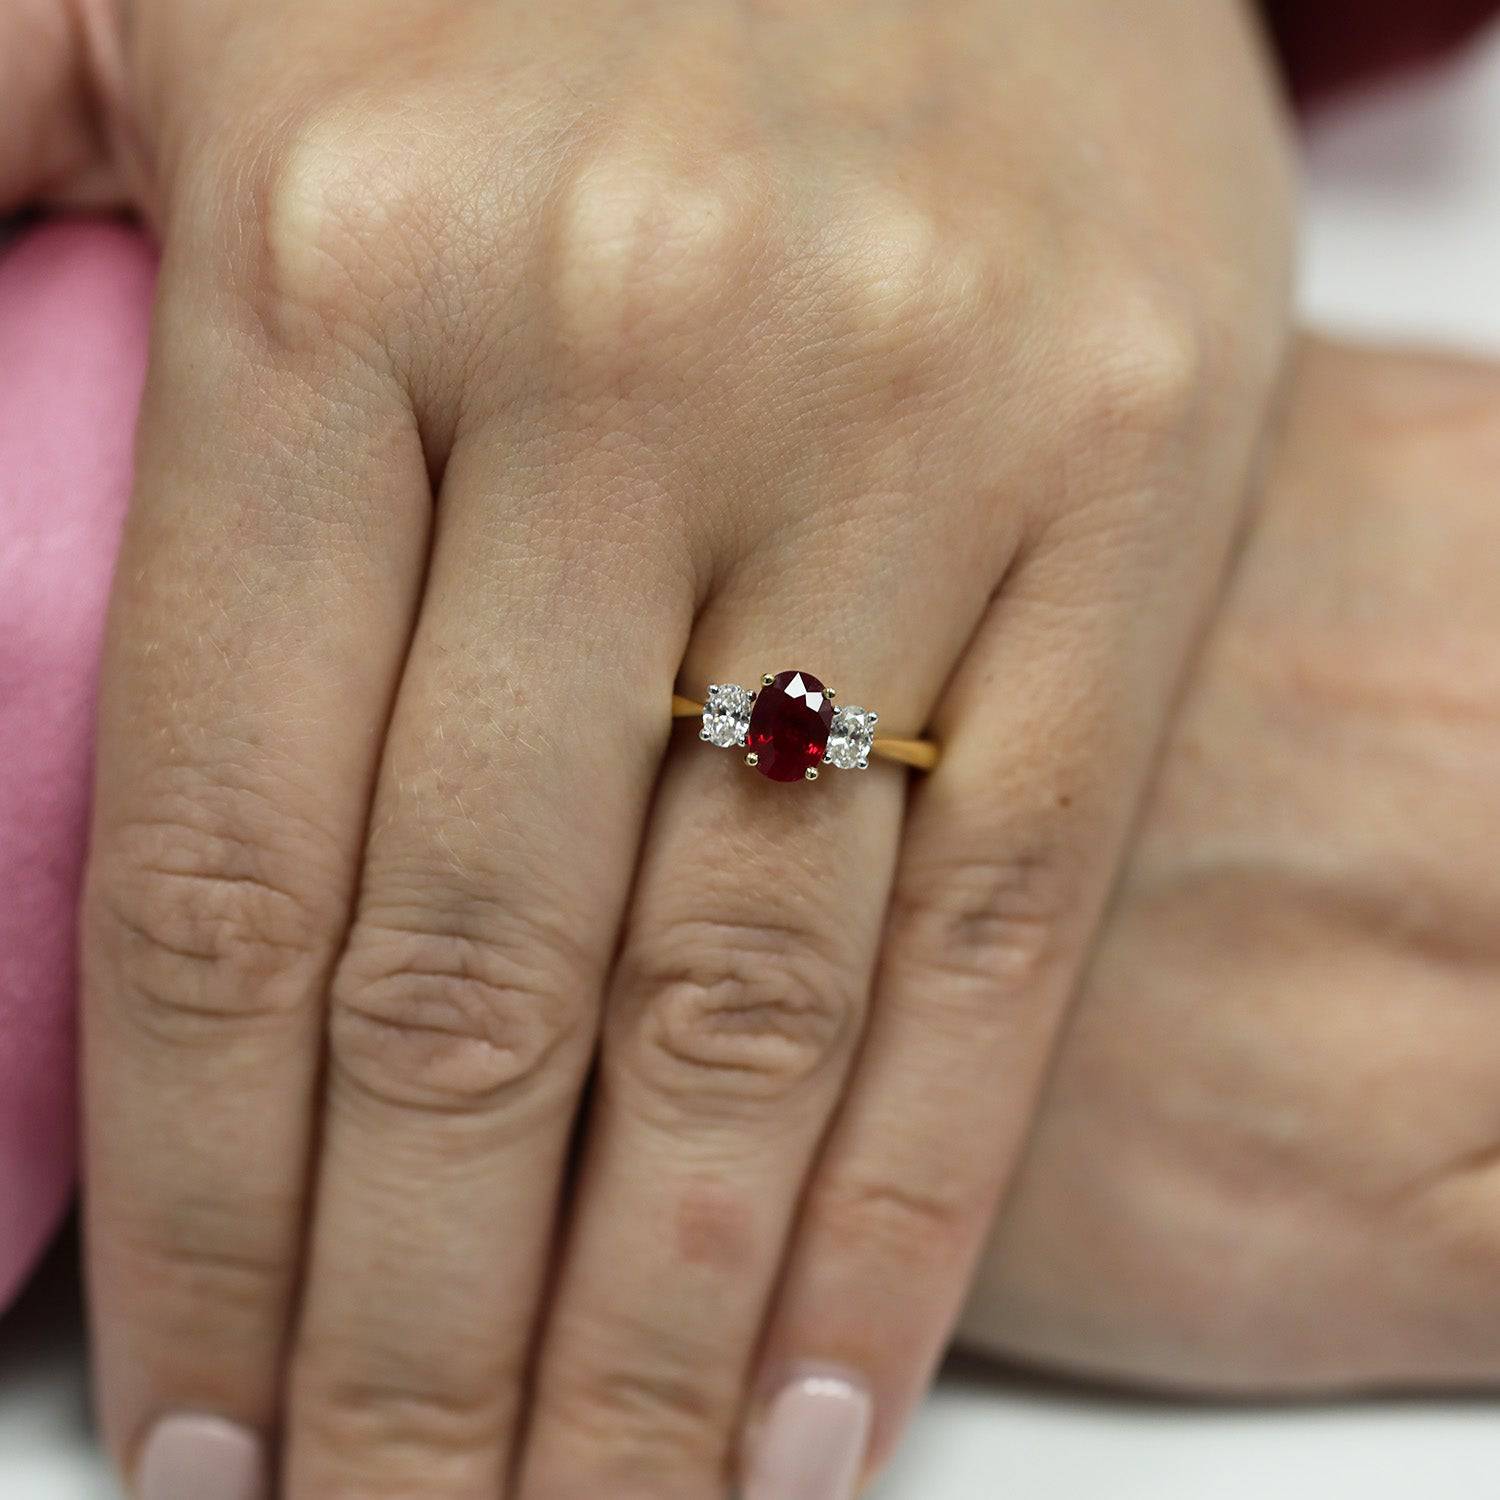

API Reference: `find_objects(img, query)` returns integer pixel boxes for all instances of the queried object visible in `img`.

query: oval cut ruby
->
[746,670,834,782]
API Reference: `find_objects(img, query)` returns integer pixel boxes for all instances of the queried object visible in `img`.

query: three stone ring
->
[672,669,939,783]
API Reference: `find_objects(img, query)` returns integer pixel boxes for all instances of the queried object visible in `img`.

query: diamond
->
[701,683,753,749]
[826,705,875,770]
[745,670,834,782]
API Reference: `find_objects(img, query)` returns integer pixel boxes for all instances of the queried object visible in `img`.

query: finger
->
[0,0,112,209]
[742,536,1217,1496]
[83,264,430,1499]
[514,552,981,1499]
[279,418,696,1499]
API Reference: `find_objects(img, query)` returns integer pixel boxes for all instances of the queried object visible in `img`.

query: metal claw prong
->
[868,712,879,724]
[805,767,819,781]
[826,686,836,699]
[699,729,711,741]
[858,758,869,771]
[762,673,775,687]
[745,752,760,767]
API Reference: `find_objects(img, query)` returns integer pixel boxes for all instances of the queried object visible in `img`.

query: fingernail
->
[136,1414,266,1500]
[743,1366,874,1500]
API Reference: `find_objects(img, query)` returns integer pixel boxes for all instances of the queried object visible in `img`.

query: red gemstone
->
[746,670,834,782]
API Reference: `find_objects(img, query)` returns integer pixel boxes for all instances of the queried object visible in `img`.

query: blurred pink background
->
[0,221,153,1311]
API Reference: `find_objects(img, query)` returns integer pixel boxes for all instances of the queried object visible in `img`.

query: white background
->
[4,27,1500,1497]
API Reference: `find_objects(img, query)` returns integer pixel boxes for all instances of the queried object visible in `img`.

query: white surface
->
[6,29,1500,1499]
[1301,24,1500,347]
[5,1253,1500,1499]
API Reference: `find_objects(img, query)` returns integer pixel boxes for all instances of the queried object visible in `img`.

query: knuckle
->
[329,908,590,1114]
[890,845,1072,1000]
[540,1359,727,1467]
[203,101,447,349]
[810,1172,980,1270]
[259,114,383,323]
[293,1364,511,1473]
[112,1213,290,1328]
[86,812,339,1041]
[1073,275,1207,440]
[620,917,860,1108]
[823,193,981,353]
[545,136,764,367]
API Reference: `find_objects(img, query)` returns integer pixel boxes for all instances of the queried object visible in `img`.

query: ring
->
[672,669,939,783]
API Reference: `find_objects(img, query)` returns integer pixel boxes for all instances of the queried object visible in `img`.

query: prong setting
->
[696,672,887,783]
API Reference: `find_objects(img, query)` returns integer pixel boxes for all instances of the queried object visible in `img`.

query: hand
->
[64,2,1292,1496]
[963,340,1500,1395]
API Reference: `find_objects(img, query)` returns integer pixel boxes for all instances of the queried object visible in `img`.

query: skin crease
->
[10,3,1296,1499]
[963,342,1500,1397]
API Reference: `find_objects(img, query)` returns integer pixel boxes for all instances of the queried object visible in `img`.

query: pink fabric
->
[0,219,154,1311]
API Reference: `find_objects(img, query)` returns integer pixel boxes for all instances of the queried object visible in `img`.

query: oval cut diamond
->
[701,683,753,749]
[745,670,834,782]
[826,706,875,770]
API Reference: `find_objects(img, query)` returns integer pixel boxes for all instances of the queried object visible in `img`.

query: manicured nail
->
[743,1367,873,1500]
[136,1414,266,1500]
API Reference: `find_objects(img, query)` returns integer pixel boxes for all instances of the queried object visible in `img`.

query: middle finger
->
[281,416,694,1499]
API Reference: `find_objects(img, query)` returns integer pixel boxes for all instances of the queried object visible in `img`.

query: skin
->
[964,341,1500,1397]
[8,1,1294,1496]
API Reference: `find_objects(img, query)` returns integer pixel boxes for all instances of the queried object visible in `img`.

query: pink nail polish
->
[136,1414,266,1500]
[743,1367,874,1500]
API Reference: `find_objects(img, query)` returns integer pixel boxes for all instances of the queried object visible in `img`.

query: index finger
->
[82,260,430,1495]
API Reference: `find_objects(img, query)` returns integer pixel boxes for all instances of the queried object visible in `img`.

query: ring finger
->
[514,540,987,1499]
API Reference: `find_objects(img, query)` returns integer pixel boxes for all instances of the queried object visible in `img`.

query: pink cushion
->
[0,219,154,1311]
